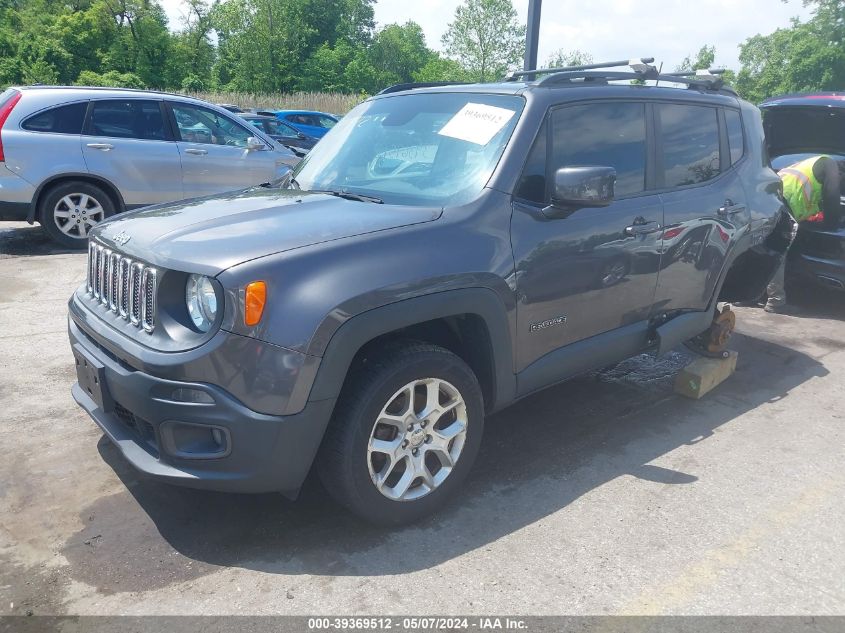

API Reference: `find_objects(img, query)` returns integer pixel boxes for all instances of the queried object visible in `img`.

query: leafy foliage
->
[545,49,593,69]
[441,0,525,82]
[0,0,842,104]
[735,0,845,102]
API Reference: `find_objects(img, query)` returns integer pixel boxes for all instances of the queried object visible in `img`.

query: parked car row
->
[238,113,318,157]
[0,87,337,247]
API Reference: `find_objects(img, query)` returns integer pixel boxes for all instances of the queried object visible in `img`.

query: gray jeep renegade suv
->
[68,60,790,525]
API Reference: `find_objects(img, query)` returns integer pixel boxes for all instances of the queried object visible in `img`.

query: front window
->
[172,103,253,147]
[292,93,524,206]
[262,118,299,138]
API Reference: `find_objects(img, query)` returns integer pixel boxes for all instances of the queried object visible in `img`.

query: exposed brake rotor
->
[684,304,736,359]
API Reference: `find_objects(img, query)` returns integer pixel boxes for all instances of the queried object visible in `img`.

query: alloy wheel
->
[367,378,468,502]
[53,193,105,239]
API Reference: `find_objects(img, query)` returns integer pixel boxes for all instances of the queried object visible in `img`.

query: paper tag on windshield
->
[438,103,516,145]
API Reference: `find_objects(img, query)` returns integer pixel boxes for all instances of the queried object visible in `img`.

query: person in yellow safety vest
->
[764,155,843,313]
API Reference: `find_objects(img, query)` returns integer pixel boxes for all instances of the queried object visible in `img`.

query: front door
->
[168,102,280,199]
[512,101,663,372]
[81,99,183,206]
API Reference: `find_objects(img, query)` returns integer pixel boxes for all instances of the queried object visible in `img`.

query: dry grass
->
[186,91,365,114]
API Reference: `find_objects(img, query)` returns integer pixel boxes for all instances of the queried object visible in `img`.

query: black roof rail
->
[506,58,655,81]
[377,81,470,95]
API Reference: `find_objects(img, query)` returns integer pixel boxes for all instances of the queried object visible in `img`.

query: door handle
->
[624,221,661,237]
[718,200,746,216]
[86,143,113,151]
[184,148,208,155]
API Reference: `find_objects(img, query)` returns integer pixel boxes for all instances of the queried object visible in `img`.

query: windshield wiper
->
[311,189,384,204]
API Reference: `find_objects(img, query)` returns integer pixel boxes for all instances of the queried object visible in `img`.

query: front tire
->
[317,342,484,526]
[39,181,115,249]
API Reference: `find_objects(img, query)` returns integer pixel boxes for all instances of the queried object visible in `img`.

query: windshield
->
[292,93,524,206]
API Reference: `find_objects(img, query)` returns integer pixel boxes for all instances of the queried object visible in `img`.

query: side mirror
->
[548,166,616,214]
[246,136,265,151]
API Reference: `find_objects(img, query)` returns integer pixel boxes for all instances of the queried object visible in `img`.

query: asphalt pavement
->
[1,221,843,616]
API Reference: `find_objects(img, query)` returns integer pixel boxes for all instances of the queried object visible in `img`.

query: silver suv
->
[0,86,300,247]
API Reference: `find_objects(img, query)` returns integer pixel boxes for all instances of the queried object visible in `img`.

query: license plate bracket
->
[73,344,113,413]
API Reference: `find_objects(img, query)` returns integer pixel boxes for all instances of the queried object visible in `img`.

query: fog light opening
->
[160,421,231,459]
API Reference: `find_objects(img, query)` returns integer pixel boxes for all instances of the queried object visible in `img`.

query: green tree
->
[677,45,715,72]
[735,1,845,102]
[441,0,525,82]
[544,49,593,68]
[76,69,144,87]
[413,54,470,82]
[369,22,432,86]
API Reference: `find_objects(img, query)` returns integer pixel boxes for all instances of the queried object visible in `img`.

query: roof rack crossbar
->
[506,57,654,81]
[662,68,727,78]
[535,69,729,92]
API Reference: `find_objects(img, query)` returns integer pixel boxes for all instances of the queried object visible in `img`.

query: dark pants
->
[766,216,799,307]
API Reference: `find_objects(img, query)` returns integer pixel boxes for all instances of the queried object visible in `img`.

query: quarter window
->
[88,100,167,140]
[657,104,721,188]
[551,102,647,197]
[725,109,744,165]
[23,102,87,134]
[516,120,548,203]
[172,103,253,147]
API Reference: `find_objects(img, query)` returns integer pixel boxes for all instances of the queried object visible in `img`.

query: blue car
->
[258,110,339,139]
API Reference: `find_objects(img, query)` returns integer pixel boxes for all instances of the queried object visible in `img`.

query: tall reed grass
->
[187,91,365,114]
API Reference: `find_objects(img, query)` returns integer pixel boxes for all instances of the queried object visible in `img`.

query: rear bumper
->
[69,317,336,495]
[0,166,34,219]
[788,253,845,290]
[0,201,28,221]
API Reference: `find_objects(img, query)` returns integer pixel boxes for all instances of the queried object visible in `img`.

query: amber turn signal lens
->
[244,281,266,326]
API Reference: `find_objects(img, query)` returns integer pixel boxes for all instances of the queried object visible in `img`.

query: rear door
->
[511,101,664,372]
[9,100,88,194]
[652,103,750,313]
[82,99,183,207]
[168,101,283,198]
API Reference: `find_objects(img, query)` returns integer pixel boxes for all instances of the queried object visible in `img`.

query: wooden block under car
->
[674,351,738,399]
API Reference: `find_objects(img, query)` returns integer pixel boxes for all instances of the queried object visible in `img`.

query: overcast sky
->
[160,0,813,72]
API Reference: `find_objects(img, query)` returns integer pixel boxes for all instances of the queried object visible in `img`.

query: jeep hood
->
[91,188,442,276]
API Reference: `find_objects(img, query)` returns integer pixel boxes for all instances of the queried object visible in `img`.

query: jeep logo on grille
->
[113,230,131,246]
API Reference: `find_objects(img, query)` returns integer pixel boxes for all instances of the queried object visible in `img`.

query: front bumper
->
[69,318,335,495]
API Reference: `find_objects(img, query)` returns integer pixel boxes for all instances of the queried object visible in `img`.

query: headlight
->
[186,274,218,332]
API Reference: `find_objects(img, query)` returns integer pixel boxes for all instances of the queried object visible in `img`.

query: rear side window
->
[551,102,647,197]
[657,104,721,188]
[88,100,167,141]
[725,109,744,165]
[23,102,87,134]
